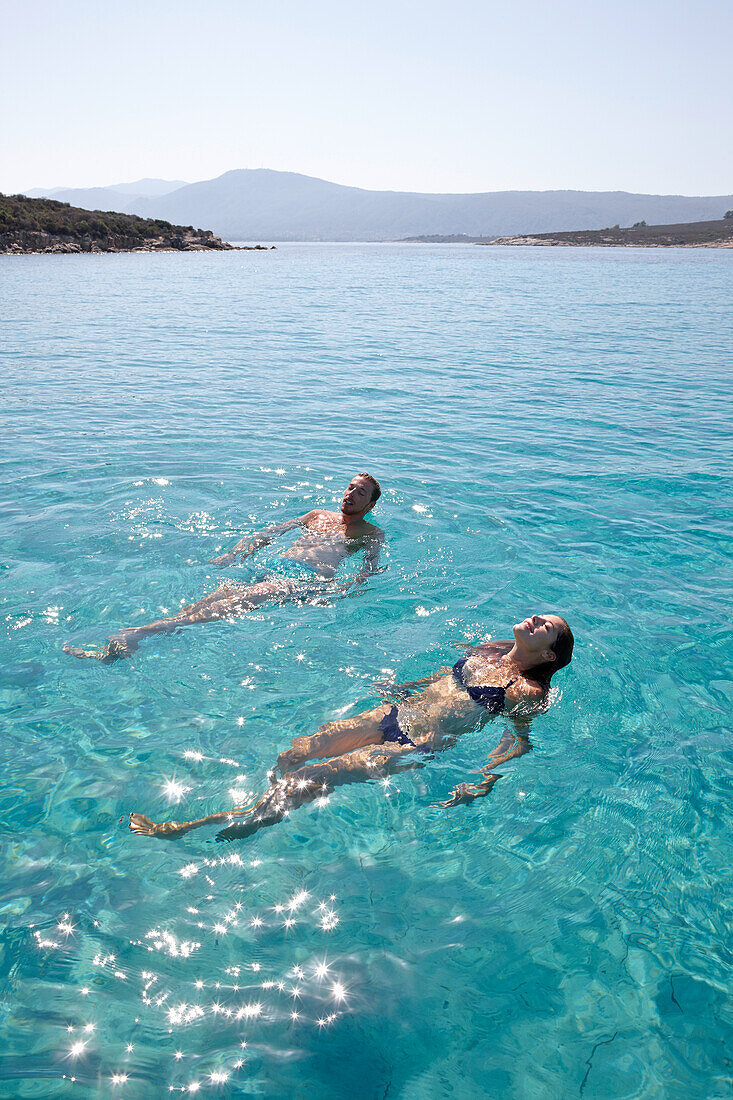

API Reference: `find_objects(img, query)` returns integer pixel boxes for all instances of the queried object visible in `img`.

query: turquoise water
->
[1,243,732,1098]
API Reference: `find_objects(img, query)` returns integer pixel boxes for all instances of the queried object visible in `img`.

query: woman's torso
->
[401,644,526,747]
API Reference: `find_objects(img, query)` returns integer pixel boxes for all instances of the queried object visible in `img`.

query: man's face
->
[340,476,374,517]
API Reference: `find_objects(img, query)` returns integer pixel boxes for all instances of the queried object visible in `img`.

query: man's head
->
[340,473,381,518]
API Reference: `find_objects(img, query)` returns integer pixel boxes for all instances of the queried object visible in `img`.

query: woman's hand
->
[432,776,498,808]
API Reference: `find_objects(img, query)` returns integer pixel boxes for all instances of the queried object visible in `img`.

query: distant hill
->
[25,178,187,211]
[0,193,235,253]
[489,217,733,248]
[22,170,733,241]
[107,178,188,197]
[134,171,733,241]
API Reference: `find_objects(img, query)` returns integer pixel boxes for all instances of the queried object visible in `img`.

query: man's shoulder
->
[361,520,384,539]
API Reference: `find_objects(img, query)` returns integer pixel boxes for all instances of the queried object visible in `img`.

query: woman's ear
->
[541,649,556,663]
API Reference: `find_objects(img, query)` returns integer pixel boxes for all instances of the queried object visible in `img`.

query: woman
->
[129,613,573,841]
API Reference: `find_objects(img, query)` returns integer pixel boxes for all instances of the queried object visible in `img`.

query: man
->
[64,472,383,662]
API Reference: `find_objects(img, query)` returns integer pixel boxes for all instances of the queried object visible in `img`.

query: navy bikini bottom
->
[379,706,430,752]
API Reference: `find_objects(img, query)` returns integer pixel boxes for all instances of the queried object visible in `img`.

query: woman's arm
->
[480,721,533,773]
[433,722,533,808]
[505,679,544,707]
[456,640,512,657]
[372,668,451,700]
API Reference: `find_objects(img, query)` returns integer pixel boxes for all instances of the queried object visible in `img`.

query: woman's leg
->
[129,805,255,839]
[129,741,418,842]
[129,704,395,838]
[63,579,289,661]
[276,705,391,774]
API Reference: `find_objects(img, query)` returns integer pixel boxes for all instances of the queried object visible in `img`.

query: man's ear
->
[364,500,375,514]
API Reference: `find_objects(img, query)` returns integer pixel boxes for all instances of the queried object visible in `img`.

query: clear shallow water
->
[1,243,732,1098]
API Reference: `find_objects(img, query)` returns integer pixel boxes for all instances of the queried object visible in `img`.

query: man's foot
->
[63,635,137,662]
[129,813,188,838]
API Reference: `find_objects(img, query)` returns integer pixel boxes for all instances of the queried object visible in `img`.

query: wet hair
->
[357,472,381,503]
[526,617,574,691]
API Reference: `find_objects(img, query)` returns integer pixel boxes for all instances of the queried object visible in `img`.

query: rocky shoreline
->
[488,236,733,248]
[1,227,238,254]
[0,192,277,255]
[485,218,733,249]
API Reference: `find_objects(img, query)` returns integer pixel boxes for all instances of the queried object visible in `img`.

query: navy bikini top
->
[452,656,515,714]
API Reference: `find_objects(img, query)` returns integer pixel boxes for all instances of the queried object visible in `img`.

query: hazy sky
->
[2,0,731,195]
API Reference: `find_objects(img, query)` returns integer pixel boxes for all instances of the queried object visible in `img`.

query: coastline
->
[0,193,276,255]
[0,232,260,255]
[0,239,276,254]
[485,218,733,249]
[485,237,733,248]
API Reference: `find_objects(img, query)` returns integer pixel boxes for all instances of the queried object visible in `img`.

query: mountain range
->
[25,178,187,207]
[22,170,733,242]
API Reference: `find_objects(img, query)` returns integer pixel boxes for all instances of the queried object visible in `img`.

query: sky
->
[1,0,732,196]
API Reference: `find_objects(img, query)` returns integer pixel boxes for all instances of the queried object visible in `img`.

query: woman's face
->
[513,613,563,658]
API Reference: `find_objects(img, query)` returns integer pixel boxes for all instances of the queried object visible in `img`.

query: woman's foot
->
[129,813,189,838]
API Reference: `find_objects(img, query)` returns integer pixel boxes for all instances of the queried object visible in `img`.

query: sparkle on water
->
[1,243,732,1097]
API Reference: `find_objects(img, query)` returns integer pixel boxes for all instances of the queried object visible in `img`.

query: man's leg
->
[119,580,285,638]
[63,578,294,661]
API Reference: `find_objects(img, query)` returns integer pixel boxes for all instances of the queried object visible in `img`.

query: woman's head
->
[513,613,574,688]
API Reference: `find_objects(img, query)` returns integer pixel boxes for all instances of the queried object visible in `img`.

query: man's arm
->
[345,532,384,587]
[209,511,315,566]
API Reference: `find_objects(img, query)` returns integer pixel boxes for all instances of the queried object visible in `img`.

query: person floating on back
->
[64,472,383,662]
[129,613,573,840]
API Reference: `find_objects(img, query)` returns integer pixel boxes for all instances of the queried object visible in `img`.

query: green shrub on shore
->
[0,193,229,251]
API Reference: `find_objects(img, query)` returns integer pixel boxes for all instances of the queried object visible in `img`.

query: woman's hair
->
[526,617,574,691]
